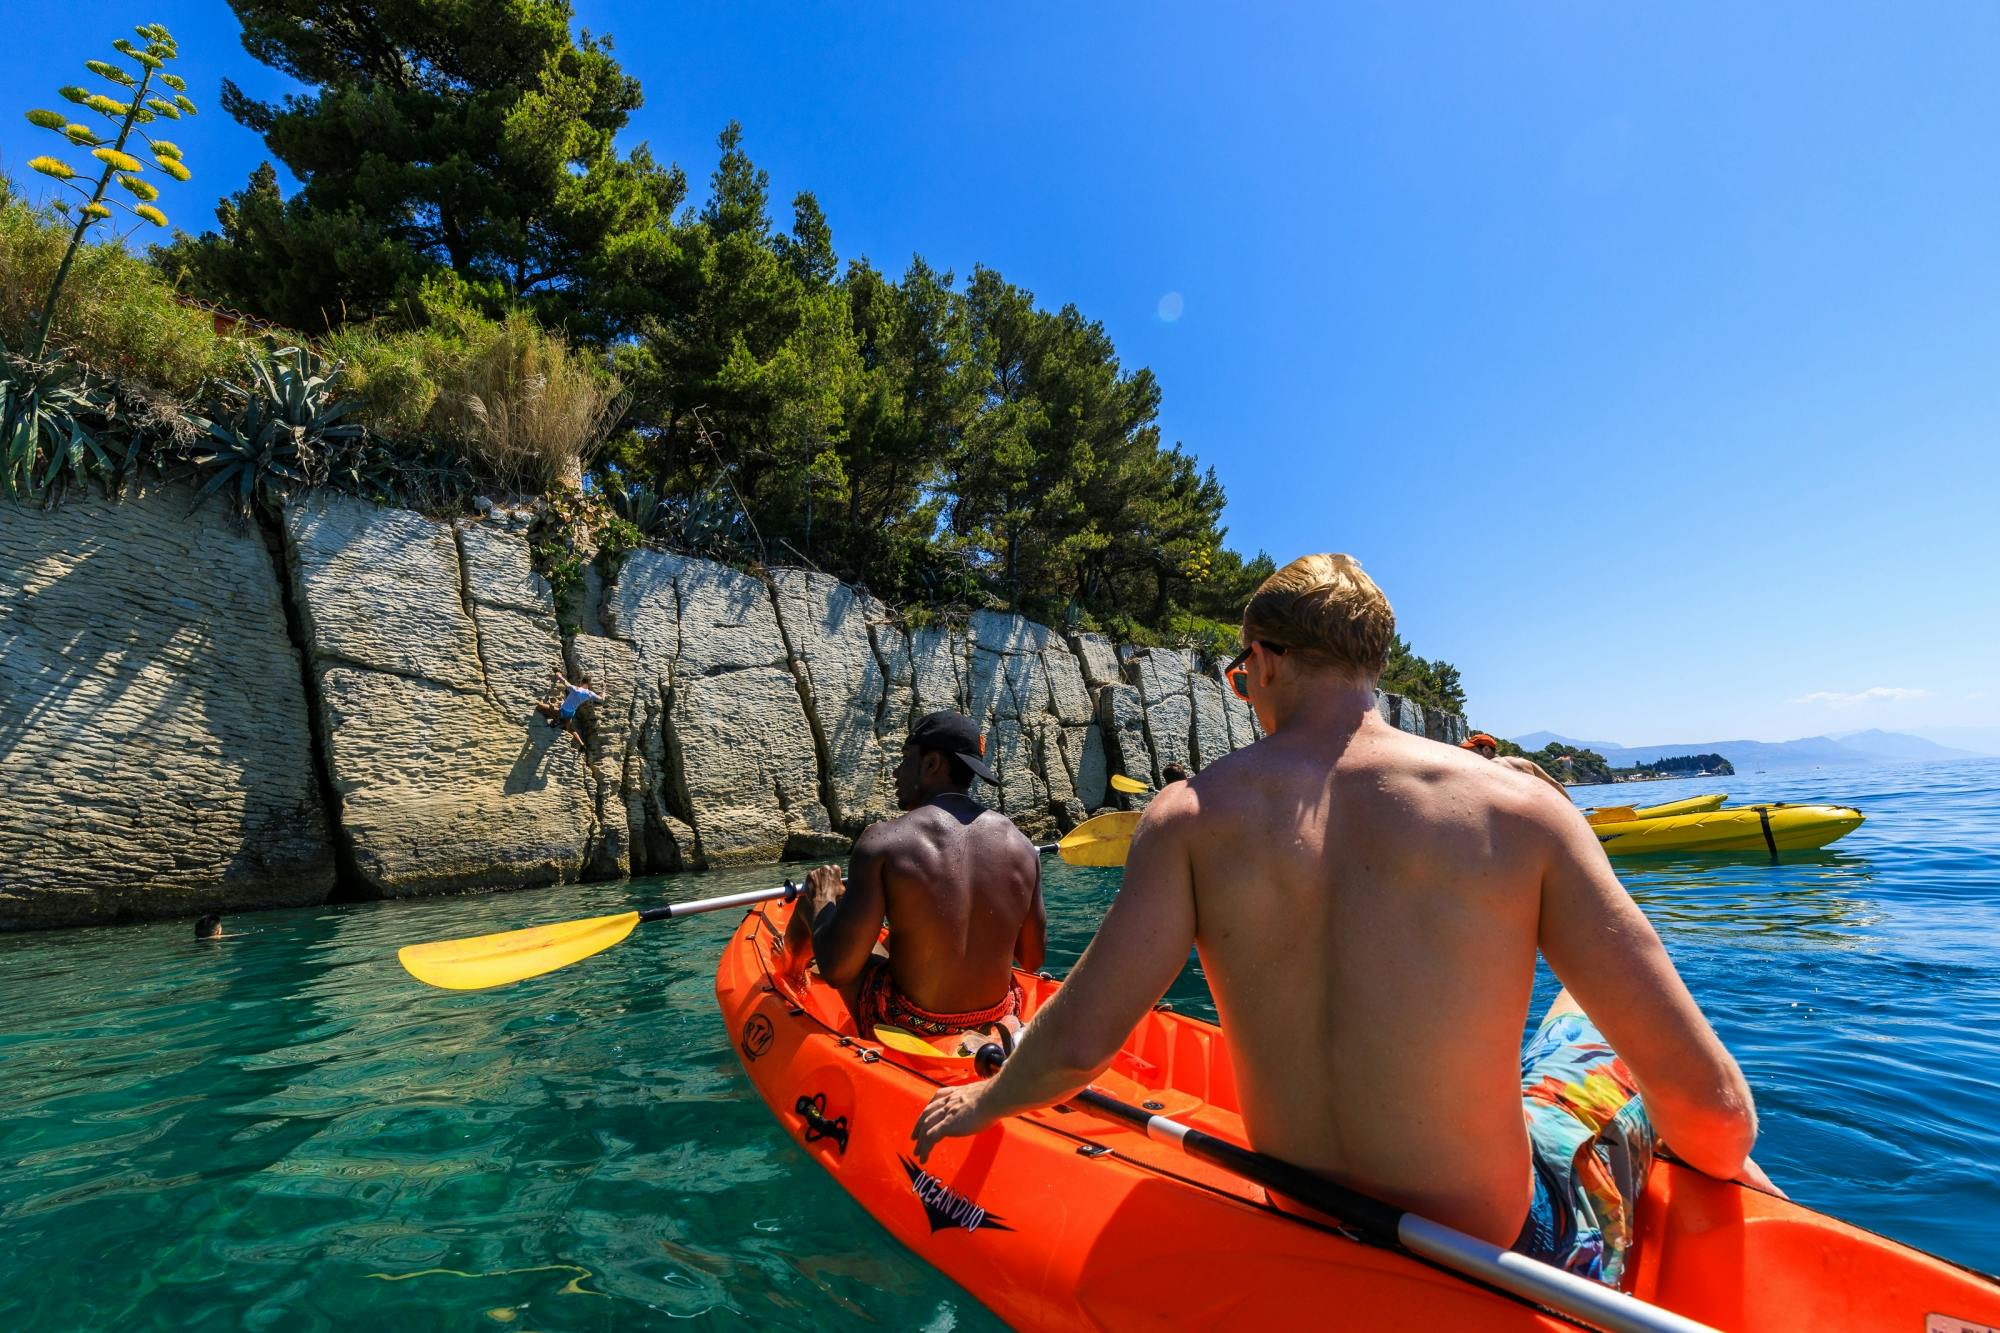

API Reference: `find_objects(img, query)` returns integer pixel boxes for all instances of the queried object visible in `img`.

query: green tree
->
[818,255,978,592]
[1382,635,1467,715]
[1534,744,1611,786]
[154,0,682,332]
[948,266,1220,626]
[609,124,870,564]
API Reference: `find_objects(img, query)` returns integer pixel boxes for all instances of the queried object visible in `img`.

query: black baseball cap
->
[908,711,997,783]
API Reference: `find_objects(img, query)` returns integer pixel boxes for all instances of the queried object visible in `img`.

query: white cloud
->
[1791,686,1934,708]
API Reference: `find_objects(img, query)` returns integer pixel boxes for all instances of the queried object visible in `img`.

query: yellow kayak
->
[1596,793,1727,820]
[1594,803,1864,856]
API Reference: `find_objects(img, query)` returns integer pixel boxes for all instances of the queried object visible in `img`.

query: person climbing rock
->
[536,667,603,752]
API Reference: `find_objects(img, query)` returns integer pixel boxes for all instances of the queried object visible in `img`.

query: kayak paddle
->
[1109,773,1151,794]
[964,1043,1719,1333]
[399,807,1142,991]
[1584,805,1640,826]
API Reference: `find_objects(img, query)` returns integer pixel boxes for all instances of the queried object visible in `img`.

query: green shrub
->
[327,282,624,494]
[0,192,231,394]
[1165,612,1241,667]
[1,346,114,501]
[323,321,452,439]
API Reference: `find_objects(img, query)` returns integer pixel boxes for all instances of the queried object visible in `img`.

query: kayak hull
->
[1595,804,1863,856]
[1611,793,1729,820]
[717,899,1996,1331]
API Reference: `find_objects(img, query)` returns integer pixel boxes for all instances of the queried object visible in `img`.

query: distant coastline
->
[1509,729,1992,773]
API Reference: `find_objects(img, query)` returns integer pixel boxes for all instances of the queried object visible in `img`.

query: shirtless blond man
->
[915,554,1768,1285]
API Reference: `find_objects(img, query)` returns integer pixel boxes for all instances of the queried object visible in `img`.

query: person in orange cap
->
[1460,732,1500,758]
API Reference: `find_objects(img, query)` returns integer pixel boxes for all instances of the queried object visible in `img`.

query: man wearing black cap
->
[782,710,1047,1043]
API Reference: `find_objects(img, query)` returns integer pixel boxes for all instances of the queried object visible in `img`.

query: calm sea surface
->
[3,758,1997,1329]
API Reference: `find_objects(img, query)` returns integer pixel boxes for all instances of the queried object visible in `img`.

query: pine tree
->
[153,0,682,332]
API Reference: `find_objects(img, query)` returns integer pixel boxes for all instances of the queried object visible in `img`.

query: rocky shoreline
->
[0,485,1467,930]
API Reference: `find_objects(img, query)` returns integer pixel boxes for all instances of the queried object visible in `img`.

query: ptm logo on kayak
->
[900,1157,1013,1234]
[740,1013,774,1061]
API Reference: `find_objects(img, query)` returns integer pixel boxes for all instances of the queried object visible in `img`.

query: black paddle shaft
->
[972,1044,1404,1246]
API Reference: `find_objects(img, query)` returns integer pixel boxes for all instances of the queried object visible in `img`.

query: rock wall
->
[0,485,332,927]
[284,494,597,896]
[597,550,842,870]
[0,490,1470,928]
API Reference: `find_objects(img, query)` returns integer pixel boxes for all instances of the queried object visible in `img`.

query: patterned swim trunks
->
[1513,1009,1658,1287]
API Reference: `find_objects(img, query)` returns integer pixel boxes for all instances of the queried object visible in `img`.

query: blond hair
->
[1241,553,1395,678]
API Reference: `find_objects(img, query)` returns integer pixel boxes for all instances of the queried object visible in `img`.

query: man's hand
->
[1733,1154,1788,1198]
[804,864,844,911]
[912,1082,1004,1163]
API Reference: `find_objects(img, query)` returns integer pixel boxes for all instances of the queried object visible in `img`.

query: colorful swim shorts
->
[1513,1010,1657,1287]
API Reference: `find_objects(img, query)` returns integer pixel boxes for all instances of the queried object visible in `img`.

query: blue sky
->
[7,3,1996,744]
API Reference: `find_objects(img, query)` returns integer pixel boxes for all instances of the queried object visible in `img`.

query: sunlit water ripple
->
[2,758,1996,1327]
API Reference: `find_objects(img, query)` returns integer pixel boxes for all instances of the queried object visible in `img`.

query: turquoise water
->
[3,758,1997,1328]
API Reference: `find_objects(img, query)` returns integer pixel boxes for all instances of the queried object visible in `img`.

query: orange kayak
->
[717,899,2000,1331]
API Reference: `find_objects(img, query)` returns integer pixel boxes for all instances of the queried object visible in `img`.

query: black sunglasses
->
[1224,641,1287,701]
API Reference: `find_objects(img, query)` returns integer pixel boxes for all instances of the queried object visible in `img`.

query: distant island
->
[1621,753,1735,781]
[1492,740,1733,786]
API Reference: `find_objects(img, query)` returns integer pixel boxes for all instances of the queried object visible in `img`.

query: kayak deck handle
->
[793,1092,850,1154]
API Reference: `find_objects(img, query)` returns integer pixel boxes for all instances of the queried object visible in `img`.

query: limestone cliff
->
[0,491,1470,929]
[599,550,841,869]
[0,485,332,927]
[283,493,596,896]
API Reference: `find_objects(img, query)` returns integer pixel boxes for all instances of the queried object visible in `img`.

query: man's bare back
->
[915,555,1759,1271]
[1172,717,1569,1240]
[784,716,1046,1027]
[851,798,1044,1012]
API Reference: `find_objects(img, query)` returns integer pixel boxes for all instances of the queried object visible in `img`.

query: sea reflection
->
[1623,851,1878,946]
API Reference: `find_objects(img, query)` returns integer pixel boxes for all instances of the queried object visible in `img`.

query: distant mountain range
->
[1509,728,1993,770]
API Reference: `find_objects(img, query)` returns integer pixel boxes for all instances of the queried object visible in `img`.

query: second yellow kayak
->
[1600,793,1728,820]
[1594,803,1864,856]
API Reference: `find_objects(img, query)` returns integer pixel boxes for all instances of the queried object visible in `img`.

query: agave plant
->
[22,24,196,360]
[1,343,114,503]
[193,342,365,512]
[675,480,753,558]
[607,479,671,538]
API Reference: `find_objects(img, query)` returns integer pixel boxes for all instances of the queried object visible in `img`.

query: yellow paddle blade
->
[1109,773,1151,794]
[1057,809,1142,867]
[398,910,643,990]
[873,1025,975,1061]
[1585,806,1640,826]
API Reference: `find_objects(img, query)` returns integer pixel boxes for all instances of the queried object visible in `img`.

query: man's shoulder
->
[853,812,917,854]
[857,802,1021,847]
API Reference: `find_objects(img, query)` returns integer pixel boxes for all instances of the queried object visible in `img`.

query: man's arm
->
[811,825,890,987]
[1013,850,1047,973]
[1534,795,1758,1180]
[914,784,1199,1159]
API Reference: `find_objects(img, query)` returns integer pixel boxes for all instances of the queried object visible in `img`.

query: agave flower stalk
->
[25,24,193,360]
